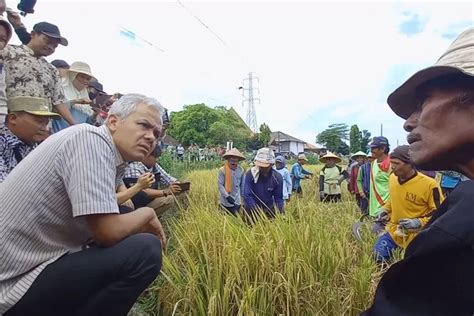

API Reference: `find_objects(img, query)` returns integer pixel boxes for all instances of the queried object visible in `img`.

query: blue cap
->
[369,136,389,148]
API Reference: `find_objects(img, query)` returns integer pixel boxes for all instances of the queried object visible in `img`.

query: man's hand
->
[6,9,22,28]
[377,209,390,222]
[168,182,182,195]
[226,195,235,205]
[399,218,422,230]
[136,172,155,189]
[142,212,167,249]
[359,192,367,199]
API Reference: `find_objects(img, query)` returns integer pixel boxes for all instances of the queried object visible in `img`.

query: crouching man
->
[122,144,183,216]
[0,94,166,315]
[373,145,443,263]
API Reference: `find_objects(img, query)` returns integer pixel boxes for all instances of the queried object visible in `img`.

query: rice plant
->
[140,166,386,315]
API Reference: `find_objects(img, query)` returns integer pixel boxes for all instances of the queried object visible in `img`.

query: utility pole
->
[380,124,383,136]
[241,72,260,133]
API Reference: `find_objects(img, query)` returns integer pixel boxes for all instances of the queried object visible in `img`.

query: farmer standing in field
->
[290,153,313,195]
[364,27,474,316]
[218,148,246,215]
[356,151,375,214]
[348,151,367,209]
[318,152,348,202]
[373,145,443,263]
[367,136,391,217]
[274,155,292,202]
[243,147,284,219]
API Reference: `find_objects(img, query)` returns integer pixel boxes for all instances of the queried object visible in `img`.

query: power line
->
[119,26,165,52]
[176,0,227,46]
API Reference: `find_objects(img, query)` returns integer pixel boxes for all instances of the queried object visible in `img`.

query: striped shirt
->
[0,124,126,314]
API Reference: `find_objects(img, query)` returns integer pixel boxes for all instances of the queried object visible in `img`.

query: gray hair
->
[107,93,164,122]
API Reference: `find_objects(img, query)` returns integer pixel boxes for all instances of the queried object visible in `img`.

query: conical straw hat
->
[351,151,367,159]
[320,151,342,164]
[223,148,245,160]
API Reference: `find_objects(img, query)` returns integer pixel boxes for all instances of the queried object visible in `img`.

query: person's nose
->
[403,111,420,132]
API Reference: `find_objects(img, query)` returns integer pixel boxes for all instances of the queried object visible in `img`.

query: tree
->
[360,129,372,153]
[168,104,251,147]
[246,134,264,150]
[316,123,349,154]
[258,123,272,146]
[349,124,362,153]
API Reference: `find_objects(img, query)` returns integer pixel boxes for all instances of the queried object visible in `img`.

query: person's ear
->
[6,112,20,126]
[106,114,120,132]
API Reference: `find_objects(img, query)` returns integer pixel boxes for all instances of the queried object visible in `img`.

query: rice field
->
[139,165,390,315]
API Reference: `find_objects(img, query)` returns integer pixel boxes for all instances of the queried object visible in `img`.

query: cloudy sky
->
[8,0,473,147]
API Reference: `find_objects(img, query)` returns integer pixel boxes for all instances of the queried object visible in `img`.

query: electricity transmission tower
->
[241,72,260,133]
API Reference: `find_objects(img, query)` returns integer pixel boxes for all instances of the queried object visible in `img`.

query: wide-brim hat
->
[388,27,474,119]
[68,61,95,79]
[8,96,61,118]
[254,147,275,167]
[351,151,367,159]
[0,17,12,42]
[320,152,342,164]
[223,148,245,160]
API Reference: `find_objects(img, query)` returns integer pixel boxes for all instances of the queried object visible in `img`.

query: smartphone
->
[176,182,190,191]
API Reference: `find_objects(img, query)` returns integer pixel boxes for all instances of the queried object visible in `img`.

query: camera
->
[17,0,36,16]
[162,108,170,126]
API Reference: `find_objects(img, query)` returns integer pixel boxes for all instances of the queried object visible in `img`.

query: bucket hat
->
[8,96,61,118]
[68,61,94,79]
[388,27,474,119]
[320,152,342,164]
[254,147,275,167]
[223,148,245,160]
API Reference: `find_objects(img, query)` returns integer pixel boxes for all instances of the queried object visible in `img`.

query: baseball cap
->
[297,153,308,161]
[51,59,70,69]
[8,96,61,118]
[32,22,68,46]
[88,78,104,93]
[369,136,389,148]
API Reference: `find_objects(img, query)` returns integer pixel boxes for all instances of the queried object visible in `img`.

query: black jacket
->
[363,180,474,316]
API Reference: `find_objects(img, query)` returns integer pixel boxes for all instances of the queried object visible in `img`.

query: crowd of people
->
[167,143,226,162]
[0,2,472,314]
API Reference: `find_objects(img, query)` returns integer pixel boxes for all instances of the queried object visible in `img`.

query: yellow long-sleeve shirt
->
[384,172,444,248]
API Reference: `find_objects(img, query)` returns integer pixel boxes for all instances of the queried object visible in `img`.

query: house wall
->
[289,142,305,155]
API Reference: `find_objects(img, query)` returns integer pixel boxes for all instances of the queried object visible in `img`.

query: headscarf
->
[275,156,286,170]
[63,72,93,116]
[224,161,233,193]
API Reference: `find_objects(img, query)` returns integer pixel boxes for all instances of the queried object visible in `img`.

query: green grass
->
[139,165,392,315]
